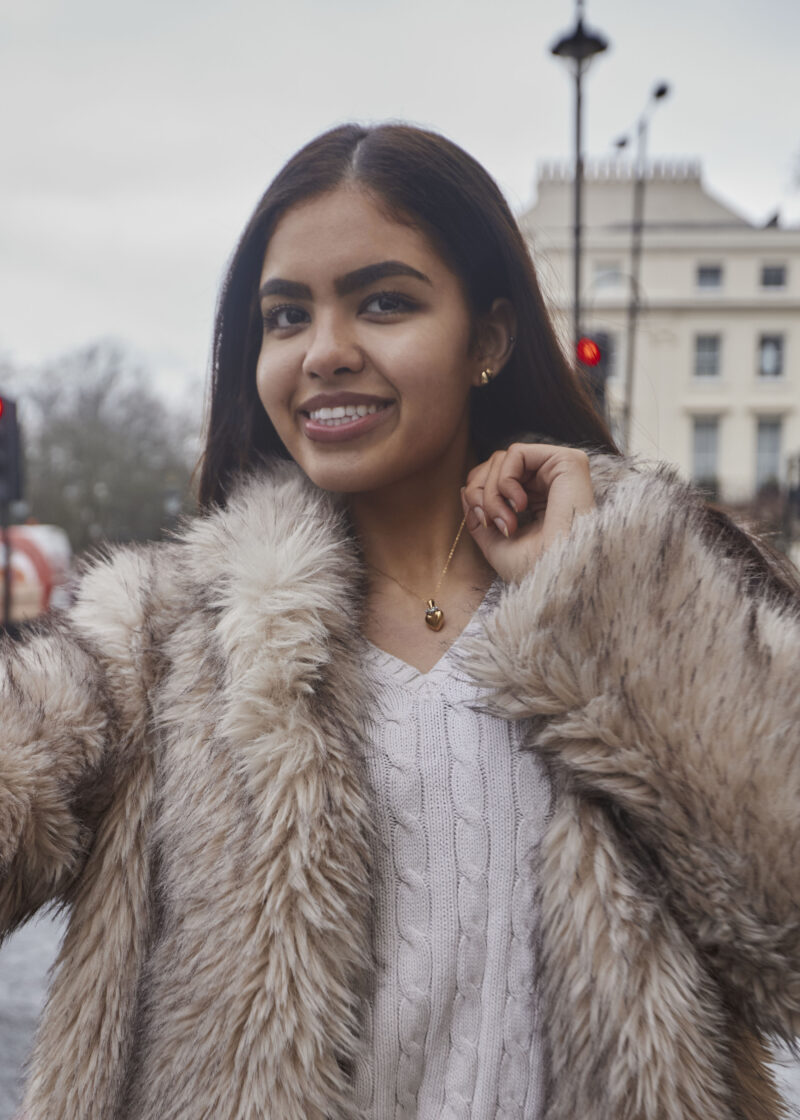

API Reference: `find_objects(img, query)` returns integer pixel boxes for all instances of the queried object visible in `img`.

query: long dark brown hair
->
[197,121,800,608]
[198,122,617,508]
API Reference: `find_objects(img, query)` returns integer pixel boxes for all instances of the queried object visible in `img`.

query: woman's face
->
[255,186,489,495]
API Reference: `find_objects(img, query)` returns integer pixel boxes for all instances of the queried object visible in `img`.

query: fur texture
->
[1,454,796,1119]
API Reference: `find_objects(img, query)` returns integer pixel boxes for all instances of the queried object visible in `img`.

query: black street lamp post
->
[550,1,609,353]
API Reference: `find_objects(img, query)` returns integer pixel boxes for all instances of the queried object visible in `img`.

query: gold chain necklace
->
[367,514,467,631]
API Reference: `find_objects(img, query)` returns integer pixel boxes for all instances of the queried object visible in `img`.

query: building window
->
[697,264,723,289]
[692,416,719,495]
[761,264,786,288]
[694,335,721,377]
[594,261,623,289]
[755,417,782,491]
[758,334,784,378]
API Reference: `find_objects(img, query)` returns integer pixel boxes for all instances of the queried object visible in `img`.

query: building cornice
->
[549,297,800,315]
[527,230,800,253]
[536,158,705,182]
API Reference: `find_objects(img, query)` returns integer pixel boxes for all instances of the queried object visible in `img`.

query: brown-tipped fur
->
[732,1029,789,1120]
[1,455,795,1118]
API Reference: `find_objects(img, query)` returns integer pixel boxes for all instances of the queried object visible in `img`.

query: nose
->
[302,311,363,380]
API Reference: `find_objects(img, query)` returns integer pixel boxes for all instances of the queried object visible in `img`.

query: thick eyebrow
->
[259,277,312,300]
[258,260,432,302]
[334,260,432,295]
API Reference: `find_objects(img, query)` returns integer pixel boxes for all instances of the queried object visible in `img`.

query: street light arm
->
[613,82,672,161]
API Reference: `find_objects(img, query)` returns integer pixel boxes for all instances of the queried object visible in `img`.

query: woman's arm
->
[0,546,158,933]
[464,459,800,1041]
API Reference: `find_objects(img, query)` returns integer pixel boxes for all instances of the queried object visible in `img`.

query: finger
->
[495,459,529,517]
[520,446,595,547]
[462,481,532,582]
[460,486,500,557]
[463,455,498,530]
[507,443,591,498]
[481,452,517,539]
[536,447,594,513]
[460,486,483,532]
[501,444,550,502]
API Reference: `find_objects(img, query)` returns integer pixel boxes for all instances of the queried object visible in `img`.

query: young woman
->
[2,123,798,1120]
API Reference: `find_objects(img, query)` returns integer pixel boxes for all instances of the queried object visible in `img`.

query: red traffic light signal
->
[576,333,613,415]
[577,337,602,367]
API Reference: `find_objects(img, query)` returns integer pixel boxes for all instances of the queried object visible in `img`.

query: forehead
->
[261,186,449,281]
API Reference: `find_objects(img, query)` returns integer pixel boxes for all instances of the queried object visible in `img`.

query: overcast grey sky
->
[2,0,798,397]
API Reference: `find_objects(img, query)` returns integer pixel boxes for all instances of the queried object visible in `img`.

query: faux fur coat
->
[1,451,798,1120]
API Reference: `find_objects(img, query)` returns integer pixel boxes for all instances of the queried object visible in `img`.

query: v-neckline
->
[362,578,500,687]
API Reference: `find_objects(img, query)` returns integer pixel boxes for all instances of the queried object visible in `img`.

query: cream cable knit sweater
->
[353,604,553,1119]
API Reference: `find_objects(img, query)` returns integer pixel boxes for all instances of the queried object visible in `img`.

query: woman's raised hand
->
[461,443,596,584]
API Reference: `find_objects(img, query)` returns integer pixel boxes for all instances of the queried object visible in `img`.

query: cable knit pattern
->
[499,741,550,1120]
[353,596,552,1119]
[388,698,432,1117]
[444,700,488,1118]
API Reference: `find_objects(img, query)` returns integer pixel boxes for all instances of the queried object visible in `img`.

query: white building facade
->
[521,162,800,503]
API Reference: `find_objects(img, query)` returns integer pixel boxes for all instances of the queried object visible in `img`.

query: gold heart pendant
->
[425,599,445,631]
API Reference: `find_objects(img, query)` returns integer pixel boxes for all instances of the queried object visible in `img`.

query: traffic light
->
[577,332,613,413]
[0,395,23,504]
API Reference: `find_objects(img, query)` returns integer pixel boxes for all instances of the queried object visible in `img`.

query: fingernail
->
[474,506,487,528]
[507,498,518,513]
[494,517,510,538]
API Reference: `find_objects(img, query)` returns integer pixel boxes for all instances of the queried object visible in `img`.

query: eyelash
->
[262,304,307,332]
[362,290,417,316]
[261,290,417,332]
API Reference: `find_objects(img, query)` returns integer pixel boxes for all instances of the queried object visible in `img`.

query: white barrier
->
[0,525,72,623]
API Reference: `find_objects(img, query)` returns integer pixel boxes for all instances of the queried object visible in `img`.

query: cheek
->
[255,349,291,430]
[254,350,269,408]
[396,346,473,415]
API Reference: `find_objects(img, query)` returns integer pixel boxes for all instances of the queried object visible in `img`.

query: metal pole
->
[622,115,647,454]
[550,4,609,354]
[783,451,800,554]
[574,60,584,350]
[1,505,10,630]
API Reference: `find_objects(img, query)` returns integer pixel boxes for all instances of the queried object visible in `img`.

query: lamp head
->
[550,17,609,65]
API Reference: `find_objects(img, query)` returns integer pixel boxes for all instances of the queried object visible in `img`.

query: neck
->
[348,442,490,595]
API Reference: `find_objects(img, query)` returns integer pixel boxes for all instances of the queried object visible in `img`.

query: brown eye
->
[263,304,308,331]
[362,292,416,315]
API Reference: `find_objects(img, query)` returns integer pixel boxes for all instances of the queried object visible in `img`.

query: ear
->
[471,298,517,387]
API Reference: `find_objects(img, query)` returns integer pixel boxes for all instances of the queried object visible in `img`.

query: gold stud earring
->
[480,366,496,386]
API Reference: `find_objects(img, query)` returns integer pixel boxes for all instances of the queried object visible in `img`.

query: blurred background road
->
[0,914,63,1120]
[1,915,799,1119]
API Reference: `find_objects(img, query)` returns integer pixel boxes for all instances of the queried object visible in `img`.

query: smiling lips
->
[298,393,394,443]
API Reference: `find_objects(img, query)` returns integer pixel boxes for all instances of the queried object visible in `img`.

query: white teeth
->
[307,402,386,424]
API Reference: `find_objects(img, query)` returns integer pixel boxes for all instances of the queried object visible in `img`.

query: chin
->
[303,467,391,495]
[293,452,405,496]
